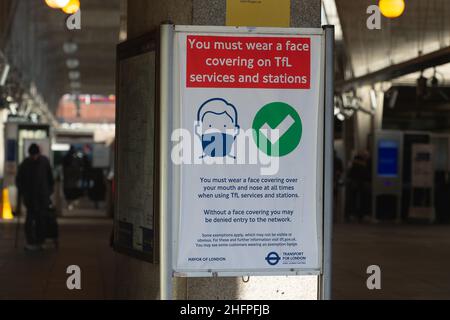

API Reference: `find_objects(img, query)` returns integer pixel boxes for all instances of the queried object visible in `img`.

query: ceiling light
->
[62,0,80,14]
[370,89,378,111]
[416,73,428,99]
[45,0,70,9]
[63,42,78,54]
[66,58,79,69]
[9,102,18,115]
[70,82,81,89]
[379,0,405,19]
[388,89,399,109]
[0,64,10,86]
[30,113,39,123]
[68,71,80,80]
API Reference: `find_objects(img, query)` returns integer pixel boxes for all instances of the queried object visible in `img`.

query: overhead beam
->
[337,46,450,92]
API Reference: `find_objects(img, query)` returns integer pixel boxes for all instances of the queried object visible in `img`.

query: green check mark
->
[252,102,302,157]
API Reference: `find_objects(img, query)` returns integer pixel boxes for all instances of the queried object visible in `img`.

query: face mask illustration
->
[201,132,236,157]
[195,98,240,159]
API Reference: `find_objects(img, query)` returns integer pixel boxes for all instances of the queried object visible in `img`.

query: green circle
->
[252,102,302,157]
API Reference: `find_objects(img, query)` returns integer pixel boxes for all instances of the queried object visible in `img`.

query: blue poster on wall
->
[378,140,398,177]
[6,140,17,162]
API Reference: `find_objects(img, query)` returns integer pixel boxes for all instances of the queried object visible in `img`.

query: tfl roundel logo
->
[265,252,281,266]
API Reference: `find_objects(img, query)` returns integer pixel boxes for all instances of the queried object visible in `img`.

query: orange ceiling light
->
[62,0,80,14]
[45,0,70,9]
[379,0,405,18]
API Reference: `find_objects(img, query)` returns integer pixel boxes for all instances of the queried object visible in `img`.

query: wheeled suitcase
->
[43,204,59,248]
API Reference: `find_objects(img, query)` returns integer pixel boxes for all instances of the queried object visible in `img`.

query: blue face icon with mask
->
[195,98,240,158]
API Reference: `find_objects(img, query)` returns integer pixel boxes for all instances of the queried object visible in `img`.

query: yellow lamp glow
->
[379,0,405,18]
[45,0,70,9]
[62,0,80,14]
[1,188,14,220]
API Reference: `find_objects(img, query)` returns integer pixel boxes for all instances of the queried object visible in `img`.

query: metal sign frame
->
[159,24,334,300]
[114,32,159,263]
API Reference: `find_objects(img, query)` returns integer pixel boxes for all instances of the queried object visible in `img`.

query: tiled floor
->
[332,223,450,299]
[0,218,115,300]
[0,219,449,299]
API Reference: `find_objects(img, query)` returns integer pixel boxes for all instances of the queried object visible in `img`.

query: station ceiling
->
[2,0,450,115]
[35,0,125,96]
[1,0,125,112]
[335,0,450,80]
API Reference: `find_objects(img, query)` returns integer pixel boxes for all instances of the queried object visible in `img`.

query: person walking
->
[62,145,82,208]
[16,144,54,251]
[346,150,371,223]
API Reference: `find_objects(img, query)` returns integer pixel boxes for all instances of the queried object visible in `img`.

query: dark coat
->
[16,155,54,210]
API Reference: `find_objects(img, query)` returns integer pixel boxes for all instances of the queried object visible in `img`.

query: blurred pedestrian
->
[81,144,92,193]
[16,144,54,251]
[88,168,106,209]
[346,150,371,222]
[62,145,83,208]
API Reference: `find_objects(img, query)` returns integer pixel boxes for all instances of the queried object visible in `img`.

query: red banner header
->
[186,35,311,89]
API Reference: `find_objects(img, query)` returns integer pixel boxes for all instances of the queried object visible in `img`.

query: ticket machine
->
[408,143,435,222]
[372,130,403,222]
[430,134,450,223]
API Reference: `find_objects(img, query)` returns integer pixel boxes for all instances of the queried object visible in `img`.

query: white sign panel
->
[411,144,434,188]
[409,144,435,221]
[174,28,324,274]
